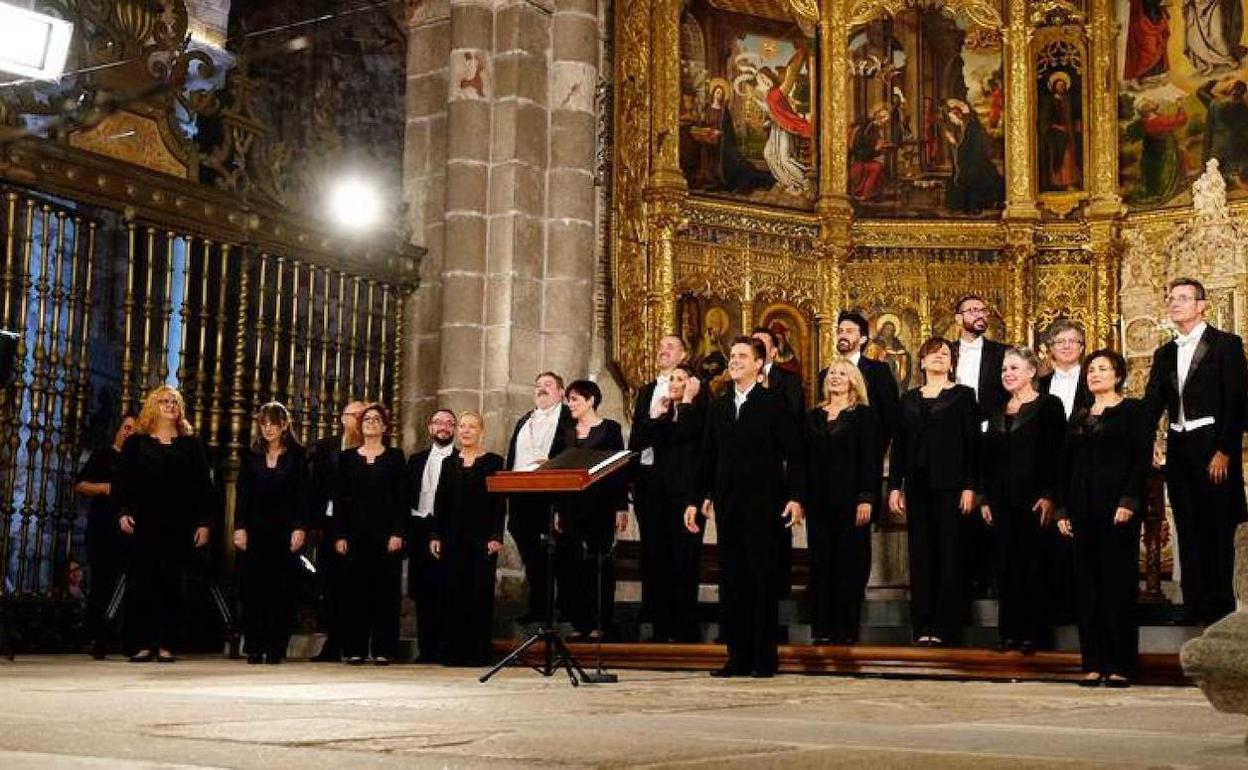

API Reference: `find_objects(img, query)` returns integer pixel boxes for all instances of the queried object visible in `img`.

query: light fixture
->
[0,3,73,81]
[327,176,383,232]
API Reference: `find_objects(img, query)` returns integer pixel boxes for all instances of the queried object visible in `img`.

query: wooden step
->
[489,640,1187,686]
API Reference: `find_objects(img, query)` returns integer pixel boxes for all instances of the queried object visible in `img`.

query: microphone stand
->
[581,537,617,684]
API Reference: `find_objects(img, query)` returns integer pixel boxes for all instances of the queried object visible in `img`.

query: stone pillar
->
[401,0,452,447]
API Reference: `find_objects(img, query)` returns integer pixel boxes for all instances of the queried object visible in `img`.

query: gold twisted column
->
[317,268,333,439]
[157,232,175,383]
[268,256,286,404]
[391,290,405,436]
[1086,0,1123,217]
[346,276,362,401]
[138,227,158,392]
[649,0,686,192]
[208,244,232,451]
[285,260,302,409]
[251,255,269,404]
[224,248,253,566]
[1002,0,1039,220]
[194,240,212,420]
[120,222,138,412]
[300,265,318,445]
[362,280,376,401]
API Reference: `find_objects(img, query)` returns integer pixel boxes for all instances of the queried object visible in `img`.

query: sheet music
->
[588,450,631,476]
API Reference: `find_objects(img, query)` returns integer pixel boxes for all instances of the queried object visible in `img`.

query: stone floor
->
[0,657,1244,768]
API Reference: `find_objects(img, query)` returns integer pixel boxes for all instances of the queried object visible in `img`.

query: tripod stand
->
[480,501,589,686]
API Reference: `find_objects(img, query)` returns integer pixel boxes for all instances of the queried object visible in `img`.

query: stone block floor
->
[0,656,1245,768]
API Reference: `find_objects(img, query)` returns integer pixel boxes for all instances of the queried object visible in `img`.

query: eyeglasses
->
[959,306,988,316]
[361,415,384,424]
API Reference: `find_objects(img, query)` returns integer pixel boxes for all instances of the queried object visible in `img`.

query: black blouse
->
[562,419,628,518]
[979,394,1066,509]
[889,384,980,492]
[1062,398,1152,521]
[115,433,216,540]
[332,446,409,549]
[804,404,882,514]
[651,402,706,503]
[235,445,311,544]
[432,451,506,550]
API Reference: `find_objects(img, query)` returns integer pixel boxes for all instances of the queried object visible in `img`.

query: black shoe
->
[90,644,107,661]
[129,650,153,663]
[1019,640,1036,656]
[751,669,776,678]
[710,664,746,678]
[995,639,1018,653]
[265,656,283,665]
[1078,673,1103,688]
[156,653,176,664]
[811,637,832,646]
[373,656,390,666]
[1105,675,1130,688]
[310,650,340,663]
[345,656,366,665]
[246,654,263,665]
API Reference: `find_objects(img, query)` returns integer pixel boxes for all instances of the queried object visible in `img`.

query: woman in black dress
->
[558,379,629,641]
[233,402,309,664]
[116,385,216,663]
[888,337,979,646]
[805,358,881,645]
[979,347,1065,654]
[333,403,407,665]
[1058,349,1151,687]
[429,411,505,666]
[648,363,707,642]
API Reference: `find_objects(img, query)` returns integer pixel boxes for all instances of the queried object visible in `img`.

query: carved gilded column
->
[649,0,686,192]
[1086,0,1122,217]
[1002,0,1039,219]
[1005,224,1035,342]
[819,6,851,217]
[1090,220,1120,348]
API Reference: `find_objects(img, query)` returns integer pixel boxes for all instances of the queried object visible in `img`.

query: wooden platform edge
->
[490,641,1189,686]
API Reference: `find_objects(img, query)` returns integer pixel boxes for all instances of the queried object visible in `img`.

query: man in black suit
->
[628,334,696,629]
[1145,277,1248,624]
[308,400,366,661]
[818,310,901,456]
[686,336,805,677]
[1038,319,1092,420]
[505,372,576,624]
[405,409,457,662]
[752,326,805,418]
[952,294,1009,599]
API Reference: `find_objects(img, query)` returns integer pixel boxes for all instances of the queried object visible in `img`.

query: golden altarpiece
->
[610,0,1248,404]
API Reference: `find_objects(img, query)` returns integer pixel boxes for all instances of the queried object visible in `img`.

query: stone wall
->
[402,0,608,451]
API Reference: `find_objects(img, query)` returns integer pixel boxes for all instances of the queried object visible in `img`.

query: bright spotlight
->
[327,177,383,232]
[0,4,73,81]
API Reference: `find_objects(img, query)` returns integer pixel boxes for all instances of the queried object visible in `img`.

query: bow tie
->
[1176,334,1198,348]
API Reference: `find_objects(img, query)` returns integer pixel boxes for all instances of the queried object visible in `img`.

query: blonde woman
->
[233,402,309,664]
[803,358,881,645]
[115,385,216,663]
[429,412,505,666]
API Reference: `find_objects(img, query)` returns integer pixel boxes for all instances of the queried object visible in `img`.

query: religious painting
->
[757,301,813,399]
[678,295,743,391]
[1035,36,1087,199]
[863,309,921,390]
[678,0,817,210]
[1118,0,1248,209]
[848,4,1006,219]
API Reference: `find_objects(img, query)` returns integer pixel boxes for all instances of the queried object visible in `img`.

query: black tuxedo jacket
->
[504,404,576,470]
[692,385,805,526]
[764,363,805,418]
[1038,367,1093,419]
[1144,324,1247,457]
[628,377,710,456]
[889,384,980,492]
[309,433,347,525]
[979,394,1066,509]
[405,447,435,545]
[962,337,1010,419]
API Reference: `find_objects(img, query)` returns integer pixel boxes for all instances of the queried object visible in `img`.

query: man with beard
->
[406,409,457,662]
[818,311,900,459]
[686,336,804,677]
[628,335,699,629]
[505,372,576,623]
[308,400,366,661]
[953,294,1010,599]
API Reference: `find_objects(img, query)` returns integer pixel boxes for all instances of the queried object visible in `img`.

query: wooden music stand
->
[479,448,633,686]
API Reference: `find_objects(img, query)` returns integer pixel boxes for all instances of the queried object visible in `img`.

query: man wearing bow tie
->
[1145,278,1248,625]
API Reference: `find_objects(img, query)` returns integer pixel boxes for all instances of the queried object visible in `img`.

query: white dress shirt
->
[413,442,453,518]
[846,351,861,367]
[734,382,756,417]
[956,336,984,398]
[639,373,672,466]
[1174,322,1213,431]
[513,402,562,470]
[1049,364,1081,419]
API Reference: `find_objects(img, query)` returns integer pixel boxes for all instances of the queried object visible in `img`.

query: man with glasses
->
[406,409,457,662]
[1039,319,1092,419]
[1145,277,1247,625]
[308,401,367,661]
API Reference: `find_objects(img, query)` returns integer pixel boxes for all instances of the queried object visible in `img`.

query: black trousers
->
[632,468,664,622]
[439,545,498,666]
[963,507,995,598]
[85,536,125,650]
[718,512,779,674]
[508,497,552,617]
[1073,512,1141,675]
[407,515,442,660]
[994,503,1048,644]
[1166,430,1244,624]
[126,536,189,652]
[315,527,347,657]
[558,509,616,635]
[241,542,296,659]
[905,479,963,640]
[344,549,401,659]
[652,496,705,642]
[808,505,871,642]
